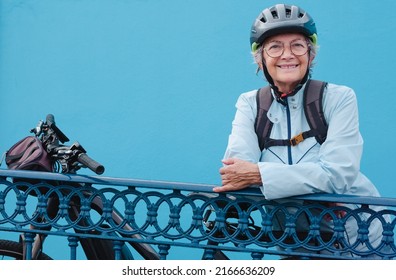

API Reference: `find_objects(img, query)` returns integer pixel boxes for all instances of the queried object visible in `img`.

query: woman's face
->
[262,33,313,92]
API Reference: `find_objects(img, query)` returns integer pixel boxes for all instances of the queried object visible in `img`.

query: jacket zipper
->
[285,99,293,165]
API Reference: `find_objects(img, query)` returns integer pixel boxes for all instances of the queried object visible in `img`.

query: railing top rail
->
[1,168,396,207]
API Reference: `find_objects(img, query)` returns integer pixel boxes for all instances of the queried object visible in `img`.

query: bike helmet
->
[250,4,317,52]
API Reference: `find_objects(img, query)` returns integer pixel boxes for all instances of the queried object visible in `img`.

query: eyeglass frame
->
[263,38,311,58]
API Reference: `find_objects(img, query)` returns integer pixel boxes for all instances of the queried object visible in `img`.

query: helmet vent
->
[271,11,279,19]
[285,8,291,18]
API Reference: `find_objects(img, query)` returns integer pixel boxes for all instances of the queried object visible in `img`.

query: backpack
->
[254,79,328,151]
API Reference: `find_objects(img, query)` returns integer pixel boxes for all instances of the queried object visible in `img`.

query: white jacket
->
[224,82,381,199]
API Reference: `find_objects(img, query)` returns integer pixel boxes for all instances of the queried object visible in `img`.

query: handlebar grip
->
[77,153,105,175]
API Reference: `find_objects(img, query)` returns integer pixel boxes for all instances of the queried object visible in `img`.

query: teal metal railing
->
[0,169,395,260]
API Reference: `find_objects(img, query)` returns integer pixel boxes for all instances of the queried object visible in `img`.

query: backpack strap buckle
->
[290,133,304,146]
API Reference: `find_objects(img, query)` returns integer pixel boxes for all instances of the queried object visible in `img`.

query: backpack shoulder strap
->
[254,86,274,151]
[303,79,328,144]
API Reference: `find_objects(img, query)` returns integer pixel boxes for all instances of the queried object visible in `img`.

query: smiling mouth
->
[278,64,299,69]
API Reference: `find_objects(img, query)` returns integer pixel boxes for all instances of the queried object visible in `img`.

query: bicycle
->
[0,114,160,260]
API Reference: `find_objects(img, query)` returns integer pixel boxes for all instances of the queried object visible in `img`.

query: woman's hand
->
[213,158,262,192]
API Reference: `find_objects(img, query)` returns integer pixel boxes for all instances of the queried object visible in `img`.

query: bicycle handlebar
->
[32,114,105,175]
[77,153,105,175]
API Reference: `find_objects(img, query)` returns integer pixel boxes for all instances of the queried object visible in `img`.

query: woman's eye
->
[291,42,306,49]
[269,44,282,50]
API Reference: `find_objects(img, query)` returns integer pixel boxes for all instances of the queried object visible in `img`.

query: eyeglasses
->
[264,39,310,58]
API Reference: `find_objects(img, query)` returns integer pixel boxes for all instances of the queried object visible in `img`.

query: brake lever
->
[46,114,69,143]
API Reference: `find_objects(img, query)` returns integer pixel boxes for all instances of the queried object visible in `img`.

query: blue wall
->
[1,0,395,258]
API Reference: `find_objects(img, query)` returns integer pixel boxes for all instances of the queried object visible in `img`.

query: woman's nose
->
[280,45,294,58]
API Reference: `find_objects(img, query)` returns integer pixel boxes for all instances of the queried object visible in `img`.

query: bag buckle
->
[290,133,304,146]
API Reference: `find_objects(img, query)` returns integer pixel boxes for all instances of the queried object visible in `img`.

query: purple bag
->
[5,136,53,172]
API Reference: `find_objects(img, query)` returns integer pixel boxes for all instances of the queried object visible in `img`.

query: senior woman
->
[214,4,387,257]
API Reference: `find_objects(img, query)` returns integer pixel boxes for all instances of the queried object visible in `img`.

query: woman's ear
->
[255,61,264,75]
[258,58,265,71]
[309,54,315,65]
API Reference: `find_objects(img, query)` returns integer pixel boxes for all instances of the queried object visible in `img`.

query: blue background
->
[1,0,395,259]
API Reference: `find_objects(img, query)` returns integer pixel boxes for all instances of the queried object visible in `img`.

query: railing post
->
[158,244,170,260]
[113,240,123,260]
[202,248,215,260]
[251,252,264,260]
[68,236,79,260]
[23,232,35,260]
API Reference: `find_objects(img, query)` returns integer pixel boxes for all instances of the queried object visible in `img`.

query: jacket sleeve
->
[223,90,262,163]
